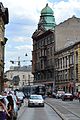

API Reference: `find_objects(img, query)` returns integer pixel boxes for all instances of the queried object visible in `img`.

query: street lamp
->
[25,53,28,57]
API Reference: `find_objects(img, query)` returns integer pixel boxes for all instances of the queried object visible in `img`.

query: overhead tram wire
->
[9,21,35,26]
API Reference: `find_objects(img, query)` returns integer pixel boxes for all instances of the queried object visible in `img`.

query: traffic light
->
[10,60,14,64]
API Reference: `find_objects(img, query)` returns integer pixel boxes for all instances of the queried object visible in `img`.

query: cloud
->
[1,0,80,24]
[15,45,32,51]
[1,0,48,22]
[54,0,80,24]
[13,36,32,43]
[2,0,80,71]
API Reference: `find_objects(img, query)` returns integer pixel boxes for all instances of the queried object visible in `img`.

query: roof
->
[56,15,80,27]
[41,3,53,15]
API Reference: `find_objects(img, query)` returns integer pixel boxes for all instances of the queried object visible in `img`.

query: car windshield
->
[57,91,65,94]
[30,95,42,100]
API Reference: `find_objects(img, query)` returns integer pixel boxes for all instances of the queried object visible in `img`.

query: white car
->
[28,94,44,107]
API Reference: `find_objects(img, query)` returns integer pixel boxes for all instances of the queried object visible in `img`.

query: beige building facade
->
[5,66,34,90]
[55,16,80,51]
[55,16,80,93]
[0,3,9,93]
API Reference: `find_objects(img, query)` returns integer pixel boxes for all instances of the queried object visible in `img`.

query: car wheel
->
[70,99,73,101]
[42,104,44,107]
[62,98,65,101]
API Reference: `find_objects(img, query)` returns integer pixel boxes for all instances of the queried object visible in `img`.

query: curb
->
[17,104,27,120]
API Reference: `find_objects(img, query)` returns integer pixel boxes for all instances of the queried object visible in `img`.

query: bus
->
[22,84,46,97]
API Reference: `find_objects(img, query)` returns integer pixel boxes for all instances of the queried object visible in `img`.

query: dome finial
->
[46,3,48,7]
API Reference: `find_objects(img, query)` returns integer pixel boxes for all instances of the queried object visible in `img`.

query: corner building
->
[0,3,9,93]
[32,4,56,93]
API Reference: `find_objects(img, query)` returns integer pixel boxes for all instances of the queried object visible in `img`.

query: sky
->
[1,0,80,71]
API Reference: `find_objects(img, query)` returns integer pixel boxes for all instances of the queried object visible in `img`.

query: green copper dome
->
[38,3,56,31]
[41,3,53,15]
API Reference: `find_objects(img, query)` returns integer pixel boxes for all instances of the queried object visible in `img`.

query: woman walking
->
[0,96,10,120]
[78,92,80,102]
[7,95,14,120]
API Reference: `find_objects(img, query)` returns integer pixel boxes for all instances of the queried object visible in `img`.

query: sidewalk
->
[17,98,28,120]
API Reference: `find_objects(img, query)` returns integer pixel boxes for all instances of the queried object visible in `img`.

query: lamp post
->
[28,74,30,86]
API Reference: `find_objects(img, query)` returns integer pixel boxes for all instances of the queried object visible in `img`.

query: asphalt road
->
[45,98,80,120]
[17,103,62,120]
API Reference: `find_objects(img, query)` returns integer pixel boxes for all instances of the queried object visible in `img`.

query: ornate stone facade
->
[0,2,9,93]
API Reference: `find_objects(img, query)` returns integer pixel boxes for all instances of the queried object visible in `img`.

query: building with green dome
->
[32,4,56,94]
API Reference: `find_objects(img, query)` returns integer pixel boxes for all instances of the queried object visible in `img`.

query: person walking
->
[0,96,10,120]
[7,95,14,120]
[78,92,80,102]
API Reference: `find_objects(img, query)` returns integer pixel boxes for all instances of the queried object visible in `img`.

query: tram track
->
[45,98,80,120]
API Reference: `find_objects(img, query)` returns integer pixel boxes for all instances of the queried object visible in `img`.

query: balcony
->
[39,55,47,60]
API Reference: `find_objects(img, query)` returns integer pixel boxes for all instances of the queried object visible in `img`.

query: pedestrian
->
[0,96,10,120]
[78,92,80,102]
[7,95,14,120]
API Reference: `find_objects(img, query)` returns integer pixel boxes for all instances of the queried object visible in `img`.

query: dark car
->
[56,91,65,99]
[62,93,73,101]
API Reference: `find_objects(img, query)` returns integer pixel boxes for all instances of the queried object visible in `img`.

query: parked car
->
[62,93,74,101]
[28,94,44,107]
[56,91,65,99]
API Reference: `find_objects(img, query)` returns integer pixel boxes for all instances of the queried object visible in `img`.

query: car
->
[62,93,74,101]
[28,94,44,107]
[56,91,65,99]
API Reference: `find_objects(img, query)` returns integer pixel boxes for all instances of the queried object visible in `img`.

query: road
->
[45,98,80,120]
[17,98,80,120]
[17,103,62,120]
